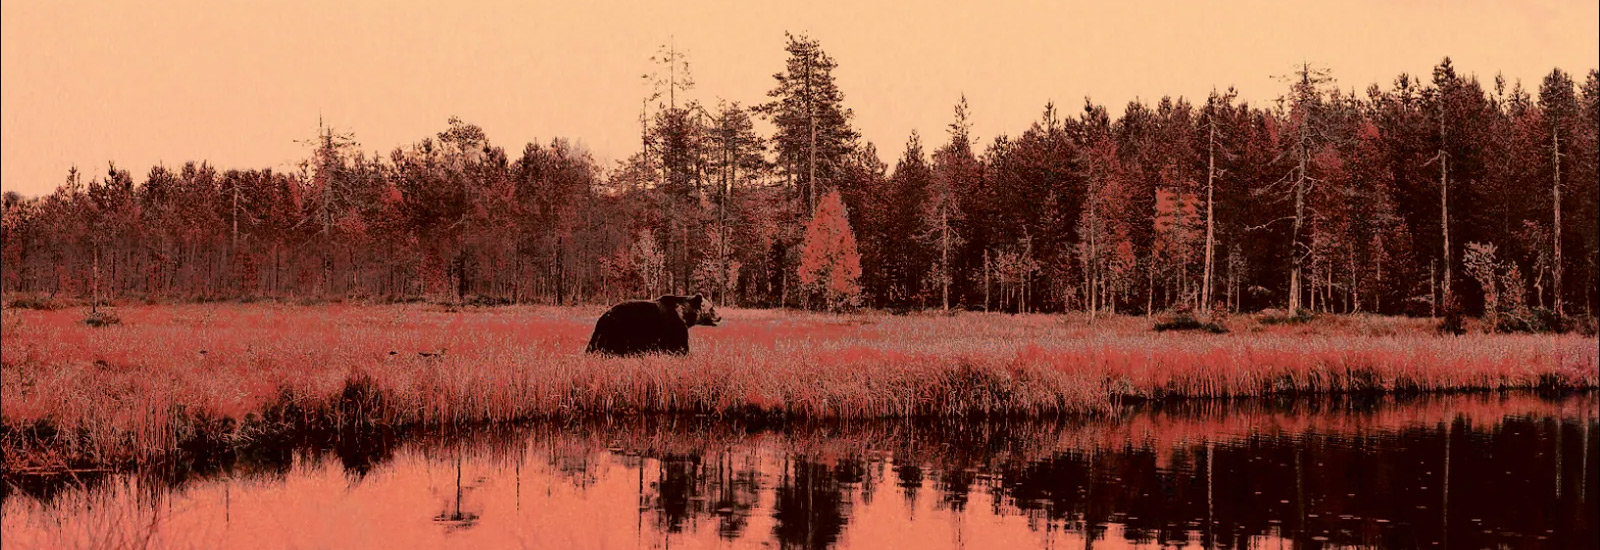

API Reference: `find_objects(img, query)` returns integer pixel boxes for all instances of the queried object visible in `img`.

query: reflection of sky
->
[2,393,1595,549]
[0,449,1127,549]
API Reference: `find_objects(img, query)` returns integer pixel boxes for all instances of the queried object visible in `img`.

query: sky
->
[3,0,1597,197]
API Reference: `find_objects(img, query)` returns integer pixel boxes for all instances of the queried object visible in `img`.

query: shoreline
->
[4,388,1594,490]
[5,386,1594,482]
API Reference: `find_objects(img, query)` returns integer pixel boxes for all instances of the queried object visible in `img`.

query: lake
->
[2,393,1594,549]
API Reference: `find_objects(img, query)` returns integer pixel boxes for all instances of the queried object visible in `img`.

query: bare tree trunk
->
[1327,267,1334,313]
[1309,265,1318,313]
[721,143,733,306]
[1429,259,1438,319]
[1285,69,1316,316]
[556,236,567,305]
[1552,127,1564,318]
[1289,138,1307,314]
[940,206,950,312]
[1203,121,1217,314]
[1374,251,1382,313]
[1224,248,1235,312]
[1286,82,1312,316]
[92,242,100,314]
[1146,260,1155,318]
[1439,113,1453,313]
[231,177,239,292]
[983,249,991,313]
[1020,236,1031,314]
[1349,252,1358,313]
[1082,253,1093,317]
[1087,186,1099,321]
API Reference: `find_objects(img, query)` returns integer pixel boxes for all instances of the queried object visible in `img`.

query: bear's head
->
[673,293,720,327]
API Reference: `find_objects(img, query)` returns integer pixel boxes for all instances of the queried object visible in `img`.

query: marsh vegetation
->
[2,303,1593,477]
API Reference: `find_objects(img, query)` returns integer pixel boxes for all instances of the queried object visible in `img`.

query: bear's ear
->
[690,293,703,306]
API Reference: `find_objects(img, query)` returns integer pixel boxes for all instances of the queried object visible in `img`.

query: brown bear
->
[585,294,720,356]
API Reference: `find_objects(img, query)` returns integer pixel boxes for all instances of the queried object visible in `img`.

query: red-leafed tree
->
[798,190,862,311]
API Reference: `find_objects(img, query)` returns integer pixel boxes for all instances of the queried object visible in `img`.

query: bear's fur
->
[585,294,720,356]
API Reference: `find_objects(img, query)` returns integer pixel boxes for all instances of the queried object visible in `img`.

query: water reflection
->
[2,393,1594,549]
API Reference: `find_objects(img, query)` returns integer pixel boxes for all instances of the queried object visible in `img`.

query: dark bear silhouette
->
[585,294,721,356]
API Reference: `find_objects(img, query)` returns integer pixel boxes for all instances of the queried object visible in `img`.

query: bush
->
[462,295,513,308]
[1495,307,1562,334]
[5,296,60,311]
[82,310,121,327]
[1153,314,1228,334]
[1436,297,1466,335]
[1258,309,1316,326]
[1570,314,1598,337]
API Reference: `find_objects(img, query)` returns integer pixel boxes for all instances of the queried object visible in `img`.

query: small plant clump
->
[1258,309,1317,326]
[1494,307,1563,334]
[81,310,121,328]
[1153,313,1228,334]
[5,296,62,311]
[1436,297,1468,335]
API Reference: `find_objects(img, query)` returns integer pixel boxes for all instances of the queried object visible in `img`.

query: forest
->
[3,34,1597,324]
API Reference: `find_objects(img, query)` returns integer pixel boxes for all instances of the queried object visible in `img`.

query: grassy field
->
[2,303,1595,474]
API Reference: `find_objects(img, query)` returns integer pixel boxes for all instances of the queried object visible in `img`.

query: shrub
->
[1258,309,1316,326]
[1495,307,1562,334]
[1569,314,1598,337]
[463,295,513,308]
[82,310,121,327]
[6,296,60,311]
[1436,297,1466,335]
[1153,314,1227,334]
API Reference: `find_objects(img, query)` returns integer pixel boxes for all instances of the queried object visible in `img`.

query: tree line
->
[3,35,1596,322]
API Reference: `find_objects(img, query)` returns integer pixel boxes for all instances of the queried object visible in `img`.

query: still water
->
[3,393,1595,549]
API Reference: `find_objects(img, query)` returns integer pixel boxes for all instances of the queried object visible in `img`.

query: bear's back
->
[585,299,689,356]
[606,299,669,321]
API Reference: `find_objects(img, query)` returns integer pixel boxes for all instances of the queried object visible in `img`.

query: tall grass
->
[2,304,1595,473]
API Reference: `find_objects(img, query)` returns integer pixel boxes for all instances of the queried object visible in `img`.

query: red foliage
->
[798,191,863,310]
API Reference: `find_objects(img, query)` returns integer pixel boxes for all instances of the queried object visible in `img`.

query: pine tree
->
[759,33,858,215]
[927,96,977,312]
[884,133,933,306]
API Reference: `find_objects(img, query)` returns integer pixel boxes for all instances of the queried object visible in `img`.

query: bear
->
[585,294,721,356]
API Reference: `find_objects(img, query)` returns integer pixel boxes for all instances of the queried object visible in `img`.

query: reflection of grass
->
[473,393,1600,472]
[0,475,161,549]
[2,304,1596,474]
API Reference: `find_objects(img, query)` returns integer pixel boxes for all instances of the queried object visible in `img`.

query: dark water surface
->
[3,393,1595,549]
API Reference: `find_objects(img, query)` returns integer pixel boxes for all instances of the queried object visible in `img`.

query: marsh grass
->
[2,304,1595,474]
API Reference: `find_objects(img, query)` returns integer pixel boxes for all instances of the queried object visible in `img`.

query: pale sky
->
[3,0,1596,197]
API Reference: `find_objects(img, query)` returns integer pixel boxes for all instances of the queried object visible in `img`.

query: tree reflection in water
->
[2,394,1594,549]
